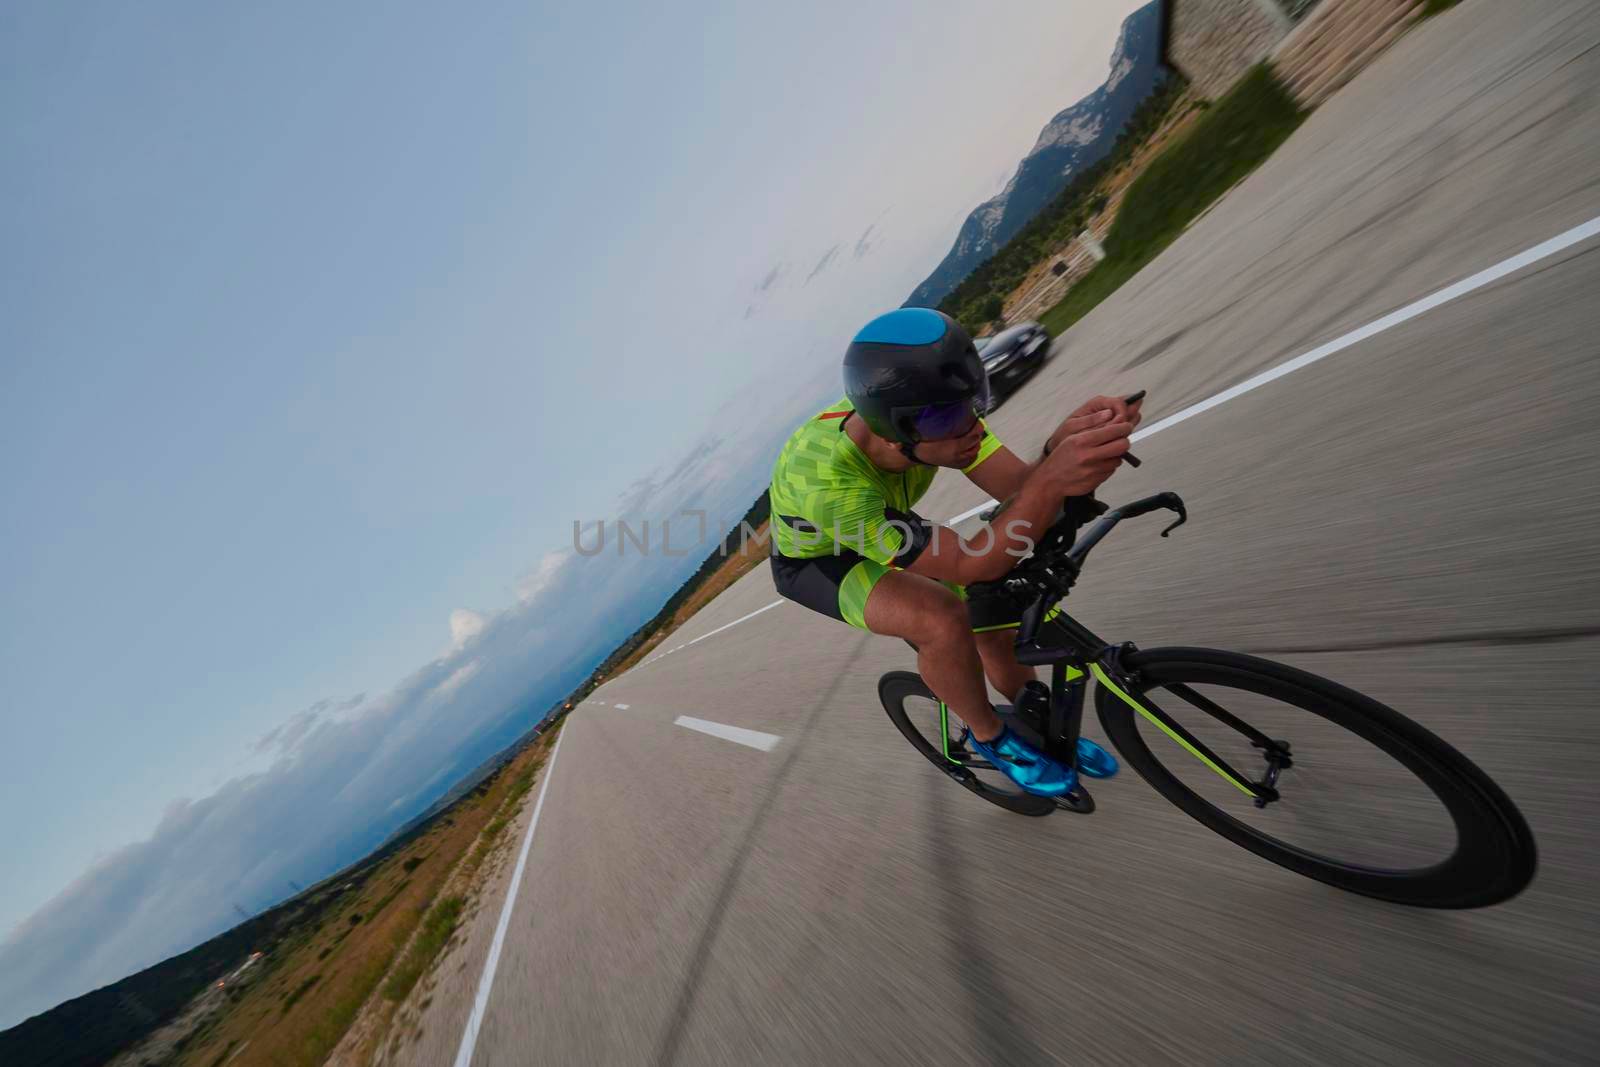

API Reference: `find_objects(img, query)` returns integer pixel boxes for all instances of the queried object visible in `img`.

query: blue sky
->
[0,0,1141,1027]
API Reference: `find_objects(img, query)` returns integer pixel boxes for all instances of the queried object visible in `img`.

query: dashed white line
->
[613,702,630,710]
[453,727,567,1067]
[674,716,783,752]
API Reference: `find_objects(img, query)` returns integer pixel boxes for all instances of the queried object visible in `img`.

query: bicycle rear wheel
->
[879,671,1056,816]
[1095,647,1536,908]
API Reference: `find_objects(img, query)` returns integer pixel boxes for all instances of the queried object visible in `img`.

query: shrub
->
[1041,65,1304,334]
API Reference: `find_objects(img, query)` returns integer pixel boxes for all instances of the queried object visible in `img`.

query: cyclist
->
[768,307,1141,796]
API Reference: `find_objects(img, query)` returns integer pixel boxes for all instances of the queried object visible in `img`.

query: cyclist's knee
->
[916,592,971,649]
[865,573,968,646]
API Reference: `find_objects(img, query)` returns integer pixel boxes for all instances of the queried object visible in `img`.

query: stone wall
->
[1165,0,1424,107]
[1272,0,1424,107]
[1166,0,1295,100]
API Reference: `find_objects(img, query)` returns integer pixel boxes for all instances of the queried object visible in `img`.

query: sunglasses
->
[892,378,990,443]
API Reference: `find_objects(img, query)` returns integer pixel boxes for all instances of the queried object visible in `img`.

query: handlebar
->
[1005,490,1187,648]
[1066,491,1186,565]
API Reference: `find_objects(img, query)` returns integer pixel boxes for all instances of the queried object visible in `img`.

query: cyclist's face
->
[914,416,985,470]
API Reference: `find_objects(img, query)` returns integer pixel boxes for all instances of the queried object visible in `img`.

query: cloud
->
[0,419,799,1030]
[804,244,842,286]
[433,659,481,699]
[447,608,486,652]
[251,693,364,756]
[0,565,636,1028]
[514,547,572,605]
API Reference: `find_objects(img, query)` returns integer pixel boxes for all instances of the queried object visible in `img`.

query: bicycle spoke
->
[1165,682,1283,753]
[1127,676,1457,870]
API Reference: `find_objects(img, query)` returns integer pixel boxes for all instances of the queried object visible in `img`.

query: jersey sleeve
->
[961,419,1004,474]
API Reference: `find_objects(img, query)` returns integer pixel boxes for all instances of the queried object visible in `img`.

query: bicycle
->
[880,493,1538,908]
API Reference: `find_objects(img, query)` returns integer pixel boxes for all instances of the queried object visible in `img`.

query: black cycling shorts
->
[769,548,1035,633]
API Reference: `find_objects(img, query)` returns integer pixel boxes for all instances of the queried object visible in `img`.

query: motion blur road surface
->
[396,3,1599,1064]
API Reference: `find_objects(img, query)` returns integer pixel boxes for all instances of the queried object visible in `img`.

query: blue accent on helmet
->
[852,307,948,347]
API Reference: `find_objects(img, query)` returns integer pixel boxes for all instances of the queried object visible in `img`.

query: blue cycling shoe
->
[1076,737,1119,779]
[966,723,1078,797]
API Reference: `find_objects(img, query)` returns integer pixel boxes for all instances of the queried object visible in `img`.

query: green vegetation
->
[280,975,322,1014]
[3,725,563,1067]
[938,74,1189,332]
[462,754,545,875]
[382,896,465,1003]
[299,950,397,1065]
[1421,0,1463,16]
[365,877,412,922]
[1040,65,1305,335]
[504,764,538,805]
[0,876,311,1066]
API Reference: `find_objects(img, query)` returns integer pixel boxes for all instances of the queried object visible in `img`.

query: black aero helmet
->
[843,308,990,446]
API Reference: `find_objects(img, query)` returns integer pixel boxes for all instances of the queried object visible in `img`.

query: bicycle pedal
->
[1055,784,1095,815]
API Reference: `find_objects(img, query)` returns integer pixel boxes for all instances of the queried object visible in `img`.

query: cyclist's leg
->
[963,587,1119,778]
[973,629,1036,703]
[770,549,1002,740]
[860,569,1003,742]
[964,584,1039,702]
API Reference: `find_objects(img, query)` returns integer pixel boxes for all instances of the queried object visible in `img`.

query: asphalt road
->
[389,3,1600,1064]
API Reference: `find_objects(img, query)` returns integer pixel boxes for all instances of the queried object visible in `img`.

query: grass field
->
[1040,65,1306,336]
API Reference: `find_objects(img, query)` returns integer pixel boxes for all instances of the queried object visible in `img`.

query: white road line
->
[638,600,788,668]
[683,599,785,647]
[453,728,567,1067]
[613,702,630,710]
[674,715,783,752]
[947,214,1600,526]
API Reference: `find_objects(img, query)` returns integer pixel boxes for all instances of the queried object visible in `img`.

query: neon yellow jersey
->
[768,398,1002,563]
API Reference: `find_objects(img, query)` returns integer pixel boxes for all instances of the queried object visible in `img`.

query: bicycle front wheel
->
[1095,647,1536,908]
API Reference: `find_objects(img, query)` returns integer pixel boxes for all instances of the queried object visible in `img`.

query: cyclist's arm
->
[964,396,1144,503]
[906,412,1132,585]
[962,443,1033,503]
[903,470,1069,585]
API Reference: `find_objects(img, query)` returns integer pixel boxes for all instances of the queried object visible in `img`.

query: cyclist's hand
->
[1046,394,1143,455]
[1040,410,1132,496]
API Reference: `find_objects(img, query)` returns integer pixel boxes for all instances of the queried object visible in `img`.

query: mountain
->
[906,1,1167,308]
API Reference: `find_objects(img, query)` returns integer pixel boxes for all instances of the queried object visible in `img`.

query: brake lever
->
[1159,496,1187,537]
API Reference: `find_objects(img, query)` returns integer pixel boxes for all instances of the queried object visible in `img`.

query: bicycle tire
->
[879,671,1056,816]
[1096,647,1537,908]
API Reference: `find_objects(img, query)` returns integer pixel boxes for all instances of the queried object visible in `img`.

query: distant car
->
[976,321,1051,411]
